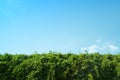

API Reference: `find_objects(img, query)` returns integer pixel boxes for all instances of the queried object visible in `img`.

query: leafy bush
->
[0,52,120,80]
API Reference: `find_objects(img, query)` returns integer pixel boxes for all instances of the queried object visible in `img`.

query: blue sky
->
[0,0,120,54]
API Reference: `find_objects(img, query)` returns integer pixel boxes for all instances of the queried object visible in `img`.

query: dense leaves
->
[0,52,120,80]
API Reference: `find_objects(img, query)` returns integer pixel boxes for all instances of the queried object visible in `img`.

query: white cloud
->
[88,45,98,53]
[81,40,119,53]
[81,45,98,53]
[108,45,119,51]
[81,47,87,51]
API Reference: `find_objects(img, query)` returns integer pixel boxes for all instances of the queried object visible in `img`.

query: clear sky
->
[0,0,120,54]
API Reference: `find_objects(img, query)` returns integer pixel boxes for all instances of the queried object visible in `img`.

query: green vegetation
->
[0,52,120,80]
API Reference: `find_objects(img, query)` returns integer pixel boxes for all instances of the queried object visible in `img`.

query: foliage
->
[0,52,120,80]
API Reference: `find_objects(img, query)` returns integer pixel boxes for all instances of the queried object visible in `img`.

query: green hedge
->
[0,52,120,80]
